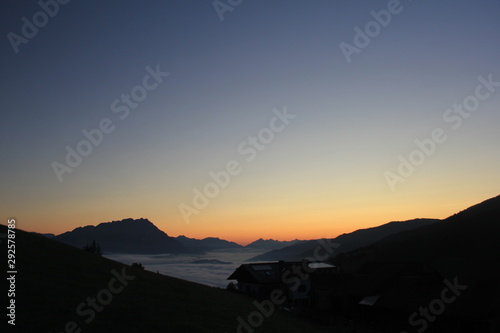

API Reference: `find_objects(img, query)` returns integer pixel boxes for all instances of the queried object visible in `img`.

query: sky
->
[1,0,499,245]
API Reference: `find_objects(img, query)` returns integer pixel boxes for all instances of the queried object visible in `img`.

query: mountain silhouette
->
[54,218,187,254]
[333,194,500,284]
[248,218,439,261]
[175,235,242,252]
[244,238,301,250]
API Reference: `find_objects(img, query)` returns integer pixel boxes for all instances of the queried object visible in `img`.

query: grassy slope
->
[5,225,332,333]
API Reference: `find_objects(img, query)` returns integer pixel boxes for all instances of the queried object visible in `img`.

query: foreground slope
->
[7,225,330,332]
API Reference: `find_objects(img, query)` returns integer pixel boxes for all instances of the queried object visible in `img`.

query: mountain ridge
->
[175,235,242,252]
[244,238,302,250]
[247,218,440,261]
[54,218,188,254]
[333,194,500,283]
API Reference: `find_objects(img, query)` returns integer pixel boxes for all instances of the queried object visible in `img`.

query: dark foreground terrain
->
[3,225,333,332]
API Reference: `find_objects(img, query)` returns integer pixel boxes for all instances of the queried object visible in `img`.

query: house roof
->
[227,262,284,283]
[309,262,335,269]
[227,261,336,283]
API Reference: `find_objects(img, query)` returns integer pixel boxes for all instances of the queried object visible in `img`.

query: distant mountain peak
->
[54,218,185,254]
[245,238,301,251]
[175,235,242,253]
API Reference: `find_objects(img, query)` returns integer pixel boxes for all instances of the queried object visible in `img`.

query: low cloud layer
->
[106,248,266,288]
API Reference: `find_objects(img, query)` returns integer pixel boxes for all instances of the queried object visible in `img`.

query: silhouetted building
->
[227,260,337,308]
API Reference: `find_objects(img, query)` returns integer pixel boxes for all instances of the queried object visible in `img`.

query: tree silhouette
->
[83,240,102,256]
[131,262,145,270]
[226,282,237,292]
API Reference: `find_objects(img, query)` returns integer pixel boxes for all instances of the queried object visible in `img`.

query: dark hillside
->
[5,225,332,332]
[334,195,500,283]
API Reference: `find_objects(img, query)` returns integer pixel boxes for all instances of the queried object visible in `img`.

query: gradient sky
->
[1,0,499,245]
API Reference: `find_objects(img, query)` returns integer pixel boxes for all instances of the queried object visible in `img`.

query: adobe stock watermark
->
[235,239,340,333]
[178,106,296,223]
[384,73,499,191]
[213,0,243,21]
[51,64,169,182]
[7,0,72,54]
[51,266,135,333]
[339,0,408,64]
[400,277,467,333]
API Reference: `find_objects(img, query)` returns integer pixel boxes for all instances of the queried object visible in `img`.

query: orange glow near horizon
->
[9,190,497,246]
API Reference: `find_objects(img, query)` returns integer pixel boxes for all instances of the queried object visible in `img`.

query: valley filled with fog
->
[106,248,267,288]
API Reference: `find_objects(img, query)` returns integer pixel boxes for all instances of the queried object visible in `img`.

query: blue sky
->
[1,0,499,244]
